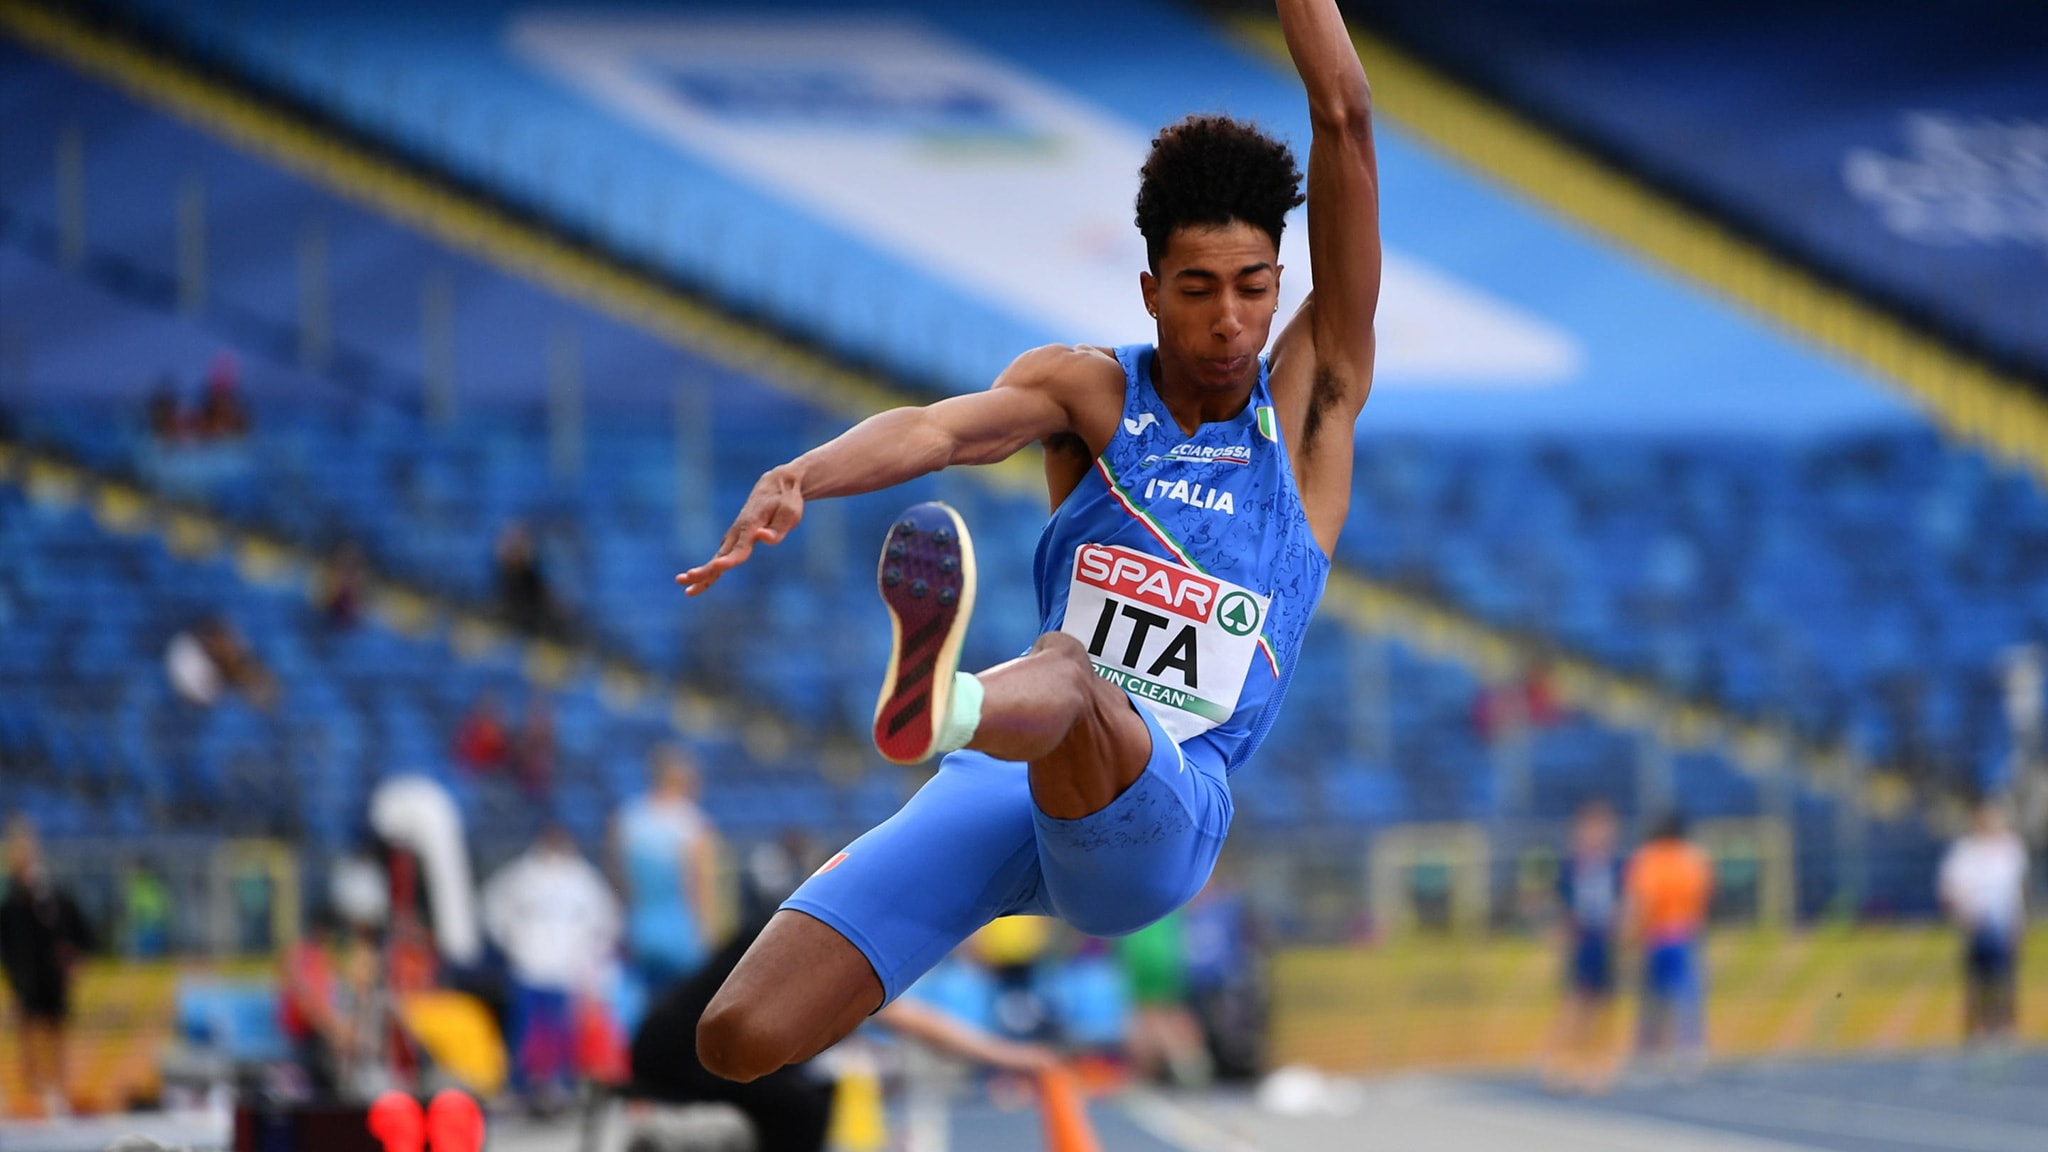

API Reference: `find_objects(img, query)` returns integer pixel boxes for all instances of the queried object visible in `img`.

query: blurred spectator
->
[1542,799,1625,1094]
[1474,664,1561,743]
[1940,798,2028,1044]
[1183,870,1268,1082]
[742,827,821,924]
[1116,910,1211,1088]
[121,859,172,959]
[193,352,249,439]
[146,375,187,443]
[331,928,400,1098]
[0,818,94,1118]
[316,542,368,630]
[452,694,512,775]
[1626,812,1714,1080]
[513,698,557,798]
[972,916,1056,1042]
[495,523,559,637]
[164,616,277,709]
[280,908,346,1099]
[635,917,1054,1152]
[482,825,619,1105]
[613,745,723,995]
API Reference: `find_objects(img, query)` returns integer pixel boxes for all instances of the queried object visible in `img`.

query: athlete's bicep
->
[921,347,1082,466]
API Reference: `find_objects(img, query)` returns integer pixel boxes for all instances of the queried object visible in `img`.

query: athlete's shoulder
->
[994,344,1125,394]
[995,344,1127,448]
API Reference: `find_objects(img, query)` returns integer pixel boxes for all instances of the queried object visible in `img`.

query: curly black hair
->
[1135,115,1304,271]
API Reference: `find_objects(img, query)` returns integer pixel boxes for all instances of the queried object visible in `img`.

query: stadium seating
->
[0,478,877,858]
[1338,0,2048,380]
[16,5,2038,808]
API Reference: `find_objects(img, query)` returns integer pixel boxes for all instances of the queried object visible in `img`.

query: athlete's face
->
[1141,222,1282,395]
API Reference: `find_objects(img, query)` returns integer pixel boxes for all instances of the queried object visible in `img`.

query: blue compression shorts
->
[783,696,1231,1004]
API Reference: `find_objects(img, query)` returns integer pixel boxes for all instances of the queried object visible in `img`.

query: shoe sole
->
[872,501,977,765]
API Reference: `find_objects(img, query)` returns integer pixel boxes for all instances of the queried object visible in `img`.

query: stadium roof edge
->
[1234,17,2048,492]
[0,0,1937,817]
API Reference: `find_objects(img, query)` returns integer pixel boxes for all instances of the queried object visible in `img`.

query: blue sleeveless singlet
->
[1032,344,1330,774]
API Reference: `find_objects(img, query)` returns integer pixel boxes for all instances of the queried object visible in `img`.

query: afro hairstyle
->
[1134,115,1304,272]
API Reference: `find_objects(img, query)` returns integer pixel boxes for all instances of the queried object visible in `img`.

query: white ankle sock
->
[931,672,983,757]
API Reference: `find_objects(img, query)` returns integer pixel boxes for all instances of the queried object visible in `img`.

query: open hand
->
[675,469,805,596]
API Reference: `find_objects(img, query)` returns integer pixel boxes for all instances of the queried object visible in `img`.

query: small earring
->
[1148,310,1157,318]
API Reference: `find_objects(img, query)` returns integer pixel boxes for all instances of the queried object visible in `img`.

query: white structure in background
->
[510,13,1581,388]
[369,774,484,966]
[2003,644,2047,845]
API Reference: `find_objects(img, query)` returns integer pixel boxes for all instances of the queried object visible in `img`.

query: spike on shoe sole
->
[873,502,977,764]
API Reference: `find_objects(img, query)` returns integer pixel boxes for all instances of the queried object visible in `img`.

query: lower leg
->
[1543,999,1589,1086]
[17,1028,39,1103]
[963,634,1153,820]
[23,1024,55,1101]
[1584,1002,1622,1090]
[963,634,1100,764]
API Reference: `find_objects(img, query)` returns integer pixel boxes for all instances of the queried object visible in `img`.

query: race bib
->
[1059,543,1269,743]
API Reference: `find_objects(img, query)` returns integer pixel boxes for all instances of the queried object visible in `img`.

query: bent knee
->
[1031,631,1120,706]
[696,999,792,1084]
[1030,630,1094,674]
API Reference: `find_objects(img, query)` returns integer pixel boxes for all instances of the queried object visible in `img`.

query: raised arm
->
[676,345,1107,596]
[1271,0,1382,554]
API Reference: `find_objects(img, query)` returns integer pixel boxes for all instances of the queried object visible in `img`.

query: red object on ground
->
[366,1093,424,1152]
[426,1091,485,1152]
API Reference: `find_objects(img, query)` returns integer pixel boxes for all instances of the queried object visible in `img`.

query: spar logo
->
[1076,544,1219,621]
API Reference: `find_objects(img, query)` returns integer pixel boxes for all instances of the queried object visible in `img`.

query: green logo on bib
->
[1217,591,1261,637]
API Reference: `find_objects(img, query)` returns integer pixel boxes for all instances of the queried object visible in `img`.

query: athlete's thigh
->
[1033,699,1232,938]
[783,750,1044,1003]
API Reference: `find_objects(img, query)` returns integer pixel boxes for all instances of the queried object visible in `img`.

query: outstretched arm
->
[874,997,1060,1073]
[1269,0,1381,555]
[675,345,1099,596]
[1283,0,1381,387]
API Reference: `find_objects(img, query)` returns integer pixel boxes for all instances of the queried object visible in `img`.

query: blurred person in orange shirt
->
[1625,812,1713,1078]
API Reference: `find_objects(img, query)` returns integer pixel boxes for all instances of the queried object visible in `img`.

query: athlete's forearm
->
[781,406,957,501]
[781,383,1067,500]
[1277,0,1372,128]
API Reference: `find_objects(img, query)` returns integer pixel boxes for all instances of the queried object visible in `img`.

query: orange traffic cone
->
[1038,1067,1102,1152]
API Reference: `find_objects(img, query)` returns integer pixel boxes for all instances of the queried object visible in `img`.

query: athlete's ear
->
[1139,270,1159,321]
[1271,264,1284,311]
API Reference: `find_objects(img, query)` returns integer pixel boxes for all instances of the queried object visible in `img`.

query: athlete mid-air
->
[675,0,1380,1083]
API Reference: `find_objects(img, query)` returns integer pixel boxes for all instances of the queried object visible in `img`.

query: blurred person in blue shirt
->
[1542,799,1625,1094]
[614,745,724,995]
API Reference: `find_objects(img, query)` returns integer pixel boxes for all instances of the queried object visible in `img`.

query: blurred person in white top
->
[1939,799,2028,1043]
[612,745,723,993]
[483,825,620,1098]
